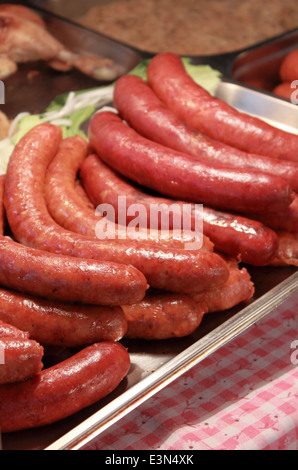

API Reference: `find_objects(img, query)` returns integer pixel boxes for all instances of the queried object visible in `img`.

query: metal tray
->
[230,28,298,89]
[1,5,142,119]
[0,11,297,450]
[2,267,297,450]
[215,79,298,134]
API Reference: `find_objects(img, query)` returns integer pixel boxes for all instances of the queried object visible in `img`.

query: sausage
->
[0,236,147,305]
[46,138,213,250]
[123,258,254,339]
[270,230,298,267]
[88,111,294,213]
[0,341,130,432]
[1,124,147,304]
[0,287,127,346]
[4,123,229,294]
[279,49,298,83]
[44,132,210,251]
[114,74,298,192]
[44,133,95,237]
[80,154,279,266]
[122,291,207,340]
[190,263,255,312]
[146,52,298,163]
[247,193,298,232]
[0,174,5,234]
[0,318,29,340]
[0,319,44,385]
[273,82,294,101]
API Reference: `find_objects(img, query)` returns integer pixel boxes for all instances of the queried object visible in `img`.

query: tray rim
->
[45,270,298,450]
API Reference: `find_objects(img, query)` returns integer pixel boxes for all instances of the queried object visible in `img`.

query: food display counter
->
[0,0,297,451]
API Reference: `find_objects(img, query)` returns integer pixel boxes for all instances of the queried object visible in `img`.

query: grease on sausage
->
[0,341,130,432]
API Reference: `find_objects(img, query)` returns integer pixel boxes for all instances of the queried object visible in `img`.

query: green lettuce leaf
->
[0,57,222,173]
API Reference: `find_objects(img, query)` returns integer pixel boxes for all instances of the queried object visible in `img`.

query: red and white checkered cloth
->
[83,293,298,451]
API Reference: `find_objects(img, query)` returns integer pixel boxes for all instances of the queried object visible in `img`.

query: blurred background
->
[30,0,298,55]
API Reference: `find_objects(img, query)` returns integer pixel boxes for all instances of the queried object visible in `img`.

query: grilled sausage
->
[190,263,255,312]
[0,287,127,346]
[147,52,298,162]
[0,319,44,384]
[0,341,130,432]
[44,134,210,251]
[80,154,279,266]
[122,291,207,340]
[114,74,298,192]
[88,110,294,213]
[4,123,229,294]
[0,236,147,305]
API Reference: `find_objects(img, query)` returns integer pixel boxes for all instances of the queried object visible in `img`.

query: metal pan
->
[2,265,297,450]
[44,269,298,450]
[0,12,297,450]
[1,6,142,119]
[215,79,298,134]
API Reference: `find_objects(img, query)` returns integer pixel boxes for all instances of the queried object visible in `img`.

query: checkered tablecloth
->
[83,292,298,451]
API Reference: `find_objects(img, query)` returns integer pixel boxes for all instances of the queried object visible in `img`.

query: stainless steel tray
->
[2,6,142,119]
[45,269,298,450]
[2,266,297,450]
[215,79,298,134]
[1,12,297,450]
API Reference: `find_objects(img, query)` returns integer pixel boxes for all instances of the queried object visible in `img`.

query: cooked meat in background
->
[75,0,298,55]
[0,4,124,80]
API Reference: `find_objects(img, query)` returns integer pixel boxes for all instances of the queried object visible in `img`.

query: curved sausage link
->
[122,291,208,340]
[114,74,298,192]
[147,52,298,163]
[4,123,229,294]
[0,287,128,346]
[190,264,255,313]
[0,235,147,305]
[0,341,130,432]
[44,134,211,251]
[88,111,293,214]
[2,124,148,304]
[80,154,279,266]
[0,319,44,385]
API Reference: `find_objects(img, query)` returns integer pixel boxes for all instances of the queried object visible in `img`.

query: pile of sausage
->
[0,52,297,434]
[273,48,298,101]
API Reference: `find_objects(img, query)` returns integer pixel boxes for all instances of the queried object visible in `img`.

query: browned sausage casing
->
[2,123,147,304]
[0,319,44,384]
[0,287,127,346]
[190,264,255,313]
[80,154,279,266]
[147,52,298,163]
[0,235,147,305]
[122,291,208,340]
[88,111,294,214]
[114,74,298,192]
[44,130,212,251]
[0,341,130,432]
[4,123,229,294]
